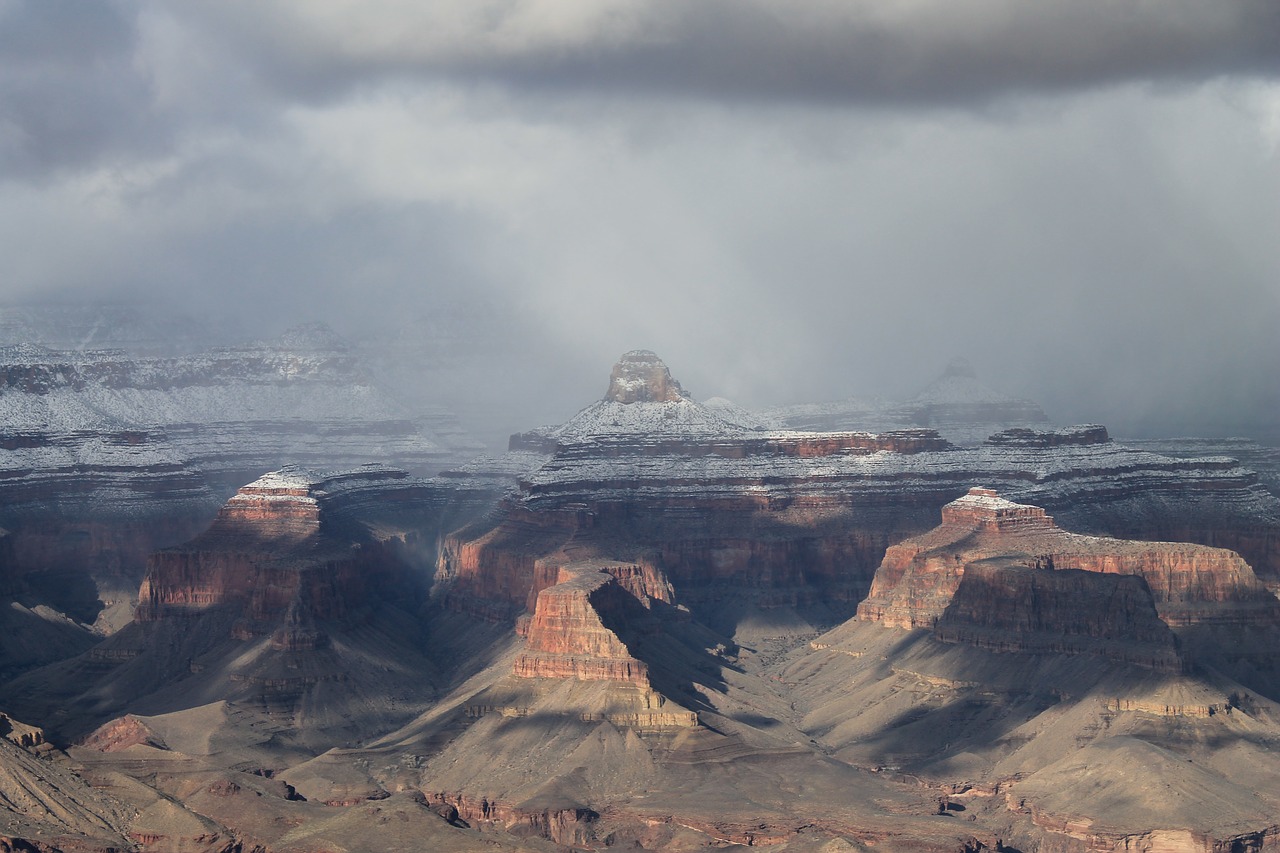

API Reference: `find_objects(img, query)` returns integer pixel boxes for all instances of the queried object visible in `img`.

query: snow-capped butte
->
[538,351,744,443]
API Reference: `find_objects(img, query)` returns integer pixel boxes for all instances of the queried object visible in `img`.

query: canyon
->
[0,324,481,633]
[2,346,1280,851]
[444,352,1280,643]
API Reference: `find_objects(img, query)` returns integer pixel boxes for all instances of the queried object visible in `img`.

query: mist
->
[1,1,1278,441]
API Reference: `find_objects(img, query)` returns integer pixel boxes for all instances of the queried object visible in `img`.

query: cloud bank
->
[1,1,1277,438]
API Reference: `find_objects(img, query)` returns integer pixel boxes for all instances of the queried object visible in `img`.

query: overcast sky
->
[1,0,1278,438]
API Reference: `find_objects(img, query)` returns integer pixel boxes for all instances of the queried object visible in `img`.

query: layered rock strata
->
[857,488,1278,665]
[0,327,487,642]
[0,422,222,609]
[0,326,474,484]
[4,465,504,745]
[1124,435,1280,512]
[499,560,696,729]
[517,421,1279,577]
[136,465,469,630]
[934,562,1183,671]
[442,353,1280,634]
[513,564,652,685]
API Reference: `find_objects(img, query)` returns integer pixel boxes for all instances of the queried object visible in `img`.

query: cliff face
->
[0,424,222,604]
[4,465,497,746]
[134,466,446,629]
[512,565,651,685]
[605,349,690,404]
[467,555,698,729]
[856,488,1279,667]
[437,505,581,620]
[0,329,475,485]
[519,423,1280,578]
[0,328,486,638]
[439,353,1280,636]
[858,489,1064,630]
[935,562,1183,671]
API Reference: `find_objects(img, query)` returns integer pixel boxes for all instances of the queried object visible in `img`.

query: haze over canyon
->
[0,322,1276,851]
[3,1,1279,850]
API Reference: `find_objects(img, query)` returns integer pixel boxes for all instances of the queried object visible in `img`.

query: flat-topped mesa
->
[858,487,1280,632]
[200,464,435,543]
[605,350,690,403]
[215,468,326,541]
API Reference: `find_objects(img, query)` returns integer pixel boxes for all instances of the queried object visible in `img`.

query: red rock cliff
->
[512,563,652,685]
[934,562,1183,671]
[858,487,1280,632]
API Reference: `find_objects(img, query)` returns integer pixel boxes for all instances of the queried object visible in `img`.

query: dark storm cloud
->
[0,1,1276,442]
[182,0,1280,106]
[5,1,1278,180]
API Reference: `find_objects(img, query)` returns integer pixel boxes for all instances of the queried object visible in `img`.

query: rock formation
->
[0,325,486,638]
[857,487,1280,635]
[513,565,651,685]
[934,563,1184,671]
[0,325,477,487]
[4,466,500,747]
[136,466,433,631]
[1124,435,1280,505]
[496,559,698,729]
[442,353,1280,640]
[4,345,1280,853]
[603,349,690,404]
